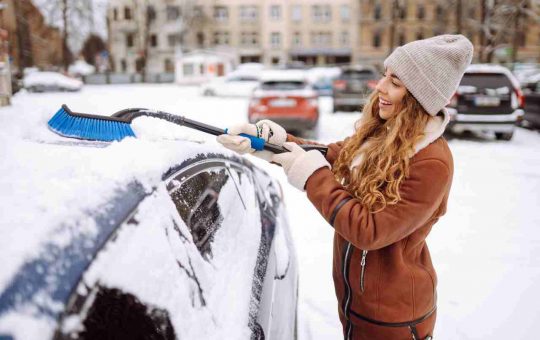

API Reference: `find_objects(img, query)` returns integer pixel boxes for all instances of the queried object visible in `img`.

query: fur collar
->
[350,109,450,169]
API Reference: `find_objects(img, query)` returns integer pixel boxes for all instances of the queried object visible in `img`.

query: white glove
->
[272,142,331,191]
[217,120,287,160]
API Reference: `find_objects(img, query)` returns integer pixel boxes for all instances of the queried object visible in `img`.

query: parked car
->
[201,72,260,97]
[23,71,83,92]
[523,79,540,129]
[306,67,341,97]
[248,70,319,137]
[446,64,525,141]
[332,65,379,112]
[0,136,298,339]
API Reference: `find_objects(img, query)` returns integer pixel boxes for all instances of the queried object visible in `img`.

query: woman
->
[218,35,473,339]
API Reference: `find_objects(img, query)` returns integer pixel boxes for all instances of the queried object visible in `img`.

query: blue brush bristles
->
[48,107,136,142]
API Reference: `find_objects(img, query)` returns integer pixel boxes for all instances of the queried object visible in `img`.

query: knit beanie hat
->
[383,34,473,116]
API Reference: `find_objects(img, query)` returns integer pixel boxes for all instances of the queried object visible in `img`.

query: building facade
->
[107,0,540,74]
[0,0,63,72]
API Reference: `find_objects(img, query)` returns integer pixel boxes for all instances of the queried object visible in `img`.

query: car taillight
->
[333,79,347,91]
[448,93,458,108]
[515,88,525,108]
[367,80,378,90]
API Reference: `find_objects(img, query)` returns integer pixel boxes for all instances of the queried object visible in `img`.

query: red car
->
[248,70,319,137]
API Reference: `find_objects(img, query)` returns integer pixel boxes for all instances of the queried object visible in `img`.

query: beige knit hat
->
[384,34,473,116]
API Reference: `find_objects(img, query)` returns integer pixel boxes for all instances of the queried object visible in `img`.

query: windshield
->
[260,81,306,91]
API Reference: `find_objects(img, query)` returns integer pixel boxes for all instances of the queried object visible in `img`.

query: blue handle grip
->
[224,128,266,151]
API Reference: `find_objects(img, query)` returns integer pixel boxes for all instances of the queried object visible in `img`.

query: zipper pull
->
[360,250,368,266]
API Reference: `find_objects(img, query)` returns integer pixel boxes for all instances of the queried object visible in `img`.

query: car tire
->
[495,132,514,141]
[203,89,216,96]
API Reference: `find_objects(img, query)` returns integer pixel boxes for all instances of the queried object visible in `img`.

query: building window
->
[270,5,281,21]
[417,4,425,20]
[374,3,382,20]
[166,6,180,21]
[213,31,230,45]
[468,7,476,19]
[292,32,301,46]
[398,32,405,45]
[435,5,444,21]
[194,6,204,18]
[121,59,127,72]
[126,33,134,48]
[398,5,407,19]
[150,34,158,47]
[168,33,183,47]
[164,59,174,73]
[271,57,280,65]
[124,6,132,20]
[197,32,205,47]
[340,31,349,46]
[147,5,156,21]
[312,5,331,22]
[340,5,350,22]
[292,5,302,22]
[373,31,381,48]
[214,6,228,21]
[113,8,118,21]
[311,32,332,46]
[183,63,194,76]
[241,32,258,46]
[270,32,281,48]
[416,31,424,41]
[240,5,258,21]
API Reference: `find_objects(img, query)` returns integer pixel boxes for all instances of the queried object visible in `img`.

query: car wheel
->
[495,132,514,141]
[203,89,216,96]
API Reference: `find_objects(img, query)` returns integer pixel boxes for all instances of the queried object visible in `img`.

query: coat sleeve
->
[286,134,347,166]
[304,158,451,250]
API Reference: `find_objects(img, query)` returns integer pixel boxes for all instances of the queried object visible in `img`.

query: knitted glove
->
[217,120,287,161]
[272,142,331,191]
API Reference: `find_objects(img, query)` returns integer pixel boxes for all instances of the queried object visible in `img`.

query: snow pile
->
[23,72,83,91]
[68,60,96,77]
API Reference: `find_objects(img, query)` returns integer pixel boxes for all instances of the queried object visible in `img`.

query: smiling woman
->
[219,34,474,340]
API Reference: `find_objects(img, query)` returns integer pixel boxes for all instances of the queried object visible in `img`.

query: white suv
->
[446,64,525,141]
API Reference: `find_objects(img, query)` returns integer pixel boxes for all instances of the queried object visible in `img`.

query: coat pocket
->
[360,250,368,293]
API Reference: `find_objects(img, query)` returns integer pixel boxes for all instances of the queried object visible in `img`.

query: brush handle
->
[223,128,266,151]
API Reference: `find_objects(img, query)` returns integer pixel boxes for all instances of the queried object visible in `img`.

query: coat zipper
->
[360,250,368,293]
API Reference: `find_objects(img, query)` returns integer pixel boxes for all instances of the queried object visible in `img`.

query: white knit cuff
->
[287,150,331,191]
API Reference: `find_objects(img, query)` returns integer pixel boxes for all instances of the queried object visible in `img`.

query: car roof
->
[260,70,307,82]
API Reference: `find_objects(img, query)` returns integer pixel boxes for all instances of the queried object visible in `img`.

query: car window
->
[167,165,253,260]
[260,81,306,90]
[461,73,514,93]
[342,69,376,79]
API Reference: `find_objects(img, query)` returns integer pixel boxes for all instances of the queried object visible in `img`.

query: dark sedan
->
[0,139,298,340]
[523,80,540,129]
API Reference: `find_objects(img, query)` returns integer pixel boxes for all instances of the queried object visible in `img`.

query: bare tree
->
[34,0,94,70]
[12,0,34,69]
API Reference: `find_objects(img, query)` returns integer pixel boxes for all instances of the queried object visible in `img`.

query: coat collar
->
[350,109,450,169]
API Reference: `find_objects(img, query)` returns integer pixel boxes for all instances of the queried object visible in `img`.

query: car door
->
[53,157,265,339]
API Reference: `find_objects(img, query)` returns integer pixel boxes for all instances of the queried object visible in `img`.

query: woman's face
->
[375,68,407,120]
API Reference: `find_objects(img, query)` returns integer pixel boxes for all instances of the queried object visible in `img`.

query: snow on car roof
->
[0,104,235,297]
[260,70,307,82]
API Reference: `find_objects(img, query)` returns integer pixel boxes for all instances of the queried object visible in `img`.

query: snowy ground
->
[2,84,540,339]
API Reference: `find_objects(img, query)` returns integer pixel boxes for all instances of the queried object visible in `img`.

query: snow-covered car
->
[0,134,298,339]
[23,71,83,92]
[446,64,525,141]
[201,72,260,97]
[248,70,319,137]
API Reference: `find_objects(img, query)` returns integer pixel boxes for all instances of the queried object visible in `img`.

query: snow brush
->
[47,105,328,155]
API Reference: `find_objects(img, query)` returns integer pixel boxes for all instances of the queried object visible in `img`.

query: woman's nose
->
[375,77,387,93]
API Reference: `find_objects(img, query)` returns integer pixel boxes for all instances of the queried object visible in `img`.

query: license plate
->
[474,96,500,107]
[270,98,296,107]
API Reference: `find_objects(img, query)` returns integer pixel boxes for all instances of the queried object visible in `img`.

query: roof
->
[260,70,307,82]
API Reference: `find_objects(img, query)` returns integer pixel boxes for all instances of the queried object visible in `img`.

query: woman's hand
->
[272,142,331,191]
[217,120,287,155]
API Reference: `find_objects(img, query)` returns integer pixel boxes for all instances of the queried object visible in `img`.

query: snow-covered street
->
[2,84,540,339]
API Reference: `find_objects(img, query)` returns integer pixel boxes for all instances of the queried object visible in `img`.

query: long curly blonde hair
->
[332,90,431,213]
